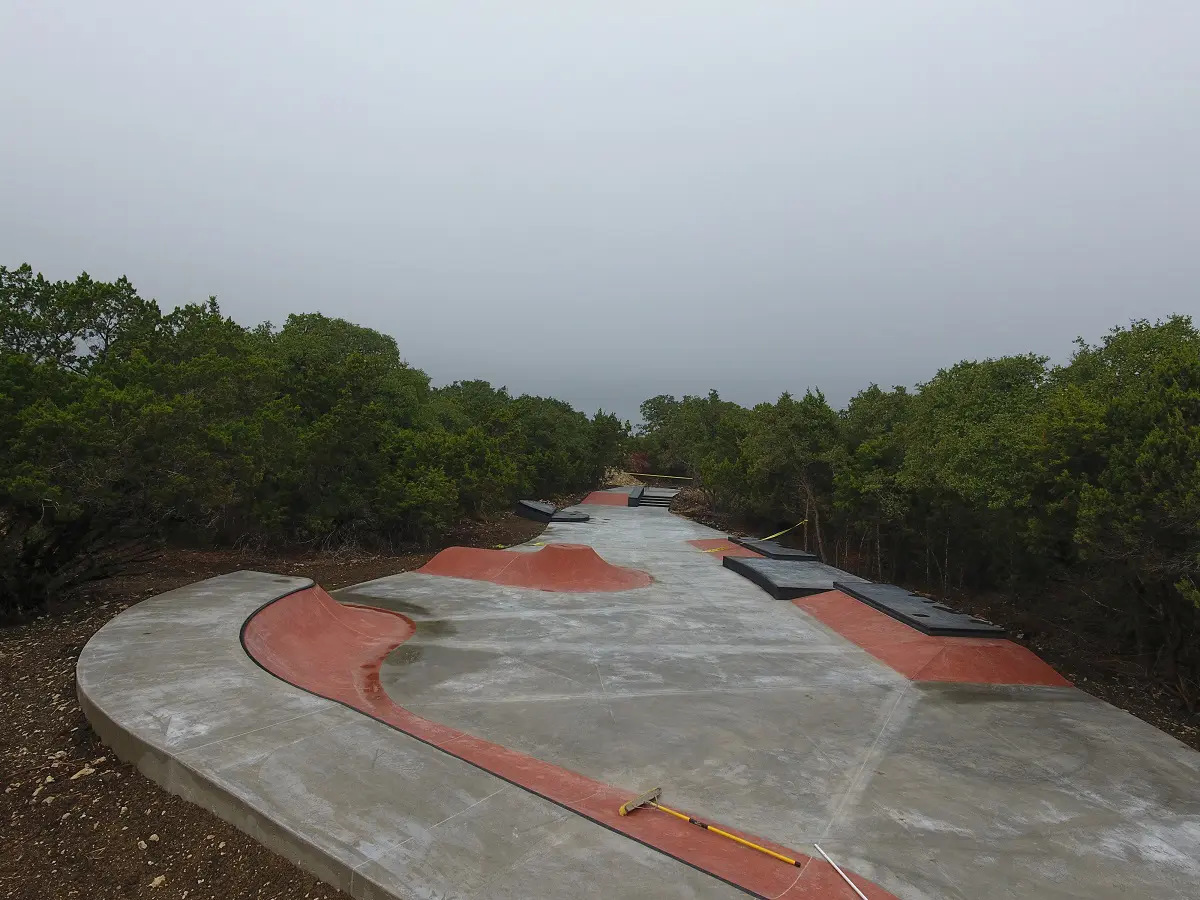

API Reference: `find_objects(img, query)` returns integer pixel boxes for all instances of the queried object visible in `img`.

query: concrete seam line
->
[177,706,332,755]
[352,785,512,870]
[819,682,914,842]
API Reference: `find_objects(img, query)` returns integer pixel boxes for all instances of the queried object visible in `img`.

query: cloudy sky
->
[3,2,1198,421]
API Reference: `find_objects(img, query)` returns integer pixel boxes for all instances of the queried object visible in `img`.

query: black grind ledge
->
[833,582,1006,638]
[722,556,867,600]
[515,500,591,524]
[727,537,818,561]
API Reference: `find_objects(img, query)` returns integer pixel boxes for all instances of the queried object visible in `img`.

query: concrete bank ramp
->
[417,543,653,591]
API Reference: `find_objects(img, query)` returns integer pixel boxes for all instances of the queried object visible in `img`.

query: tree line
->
[631,317,1200,709]
[0,264,624,616]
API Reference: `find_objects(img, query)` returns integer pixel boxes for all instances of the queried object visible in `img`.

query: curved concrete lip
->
[78,510,1200,900]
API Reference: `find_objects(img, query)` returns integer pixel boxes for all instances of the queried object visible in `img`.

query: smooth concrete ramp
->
[78,510,1200,900]
[417,543,652,591]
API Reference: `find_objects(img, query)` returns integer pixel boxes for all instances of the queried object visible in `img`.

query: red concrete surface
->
[242,587,900,900]
[418,543,652,592]
[687,538,764,559]
[794,591,1072,687]
[579,490,632,506]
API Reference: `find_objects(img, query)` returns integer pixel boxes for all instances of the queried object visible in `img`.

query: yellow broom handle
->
[651,803,801,868]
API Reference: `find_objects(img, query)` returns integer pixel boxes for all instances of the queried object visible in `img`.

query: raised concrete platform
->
[515,499,591,523]
[722,555,868,599]
[835,582,1006,637]
[79,510,1200,900]
[728,537,819,560]
[581,486,645,507]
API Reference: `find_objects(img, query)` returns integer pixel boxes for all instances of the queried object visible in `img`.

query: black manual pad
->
[516,500,590,523]
[728,537,819,560]
[723,557,867,600]
[515,500,556,523]
[551,508,590,523]
[833,582,1006,637]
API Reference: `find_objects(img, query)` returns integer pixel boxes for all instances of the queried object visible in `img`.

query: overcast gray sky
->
[3,2,1198,421]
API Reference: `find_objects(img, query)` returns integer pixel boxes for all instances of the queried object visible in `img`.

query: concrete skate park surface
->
[77,495,1200,899]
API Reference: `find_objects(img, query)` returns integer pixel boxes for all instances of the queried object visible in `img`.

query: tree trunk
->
[803,495,810,551]
[800,479,826,561]
[925,538,930,589]
[943,528,950,598]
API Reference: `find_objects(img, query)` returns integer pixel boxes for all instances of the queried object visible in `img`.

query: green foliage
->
[1,264,627,615]
[638,320,1200,702]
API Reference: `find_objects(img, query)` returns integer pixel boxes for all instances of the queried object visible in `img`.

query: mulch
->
[0,513,546,900]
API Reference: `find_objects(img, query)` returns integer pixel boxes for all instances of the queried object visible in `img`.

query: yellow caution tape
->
[701,546,731,553]
[759,520,807,542]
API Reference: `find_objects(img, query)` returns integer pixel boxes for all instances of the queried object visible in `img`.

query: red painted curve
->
[687,538,764,559]
[580,490,632,506]
[417,544,652,592]
[794,591,1072,687]
[242,586,900,900]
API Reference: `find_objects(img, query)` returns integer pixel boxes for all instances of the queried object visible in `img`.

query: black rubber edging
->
[237,589,771,899]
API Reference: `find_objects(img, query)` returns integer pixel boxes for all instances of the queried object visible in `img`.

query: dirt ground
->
[0,512,547,900]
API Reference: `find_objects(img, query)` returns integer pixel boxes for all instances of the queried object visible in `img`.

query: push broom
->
[618,786,869,900]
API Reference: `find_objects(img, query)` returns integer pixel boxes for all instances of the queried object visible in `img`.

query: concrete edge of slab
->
[75,571,372,896]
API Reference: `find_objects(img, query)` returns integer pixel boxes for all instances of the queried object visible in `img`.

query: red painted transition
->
[418,544,652,592]
[580,490,632,506]
[243,587,899,900]
[794,590,1072,687]
[687,538,764,559]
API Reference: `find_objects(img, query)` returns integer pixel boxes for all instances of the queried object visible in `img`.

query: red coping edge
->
[793,591,1072,687]
[417,544,652,592]
[242,587,899,900]
[687,538,764,559]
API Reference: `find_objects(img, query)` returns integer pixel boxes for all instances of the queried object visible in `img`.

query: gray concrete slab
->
[344,508,1200,900]
[78,571,744,899]
[79,509,1200,900]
